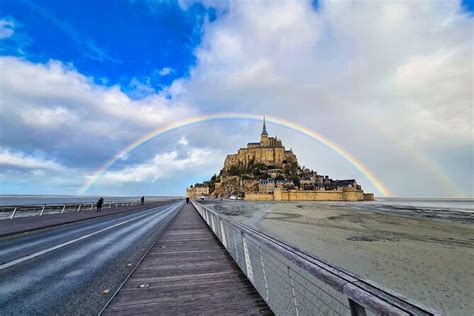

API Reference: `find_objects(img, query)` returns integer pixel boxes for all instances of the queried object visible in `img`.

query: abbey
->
[223,118,297,172]
[187,117,374,201]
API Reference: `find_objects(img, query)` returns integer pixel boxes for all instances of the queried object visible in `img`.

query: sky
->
[0,0,472,197]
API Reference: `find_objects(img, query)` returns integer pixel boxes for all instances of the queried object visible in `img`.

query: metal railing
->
[0,200,154,220]
[192,201,440,316]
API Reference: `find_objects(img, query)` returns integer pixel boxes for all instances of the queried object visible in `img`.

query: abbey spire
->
[261,116,268,136]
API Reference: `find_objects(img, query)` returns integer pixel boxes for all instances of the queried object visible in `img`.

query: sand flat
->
[205,200,474,316]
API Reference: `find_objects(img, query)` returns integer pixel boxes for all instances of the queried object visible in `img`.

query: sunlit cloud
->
[98,148,221,183]
[0,18,15,39]
[0,147,65,171]
[158,67,174,76]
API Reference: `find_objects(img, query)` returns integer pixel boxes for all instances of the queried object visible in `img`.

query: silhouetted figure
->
[96,197,104,212]
[186,197,190,204]
[141,196,145,205]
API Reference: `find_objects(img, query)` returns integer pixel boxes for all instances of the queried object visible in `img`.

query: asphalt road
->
[0,201,183,315]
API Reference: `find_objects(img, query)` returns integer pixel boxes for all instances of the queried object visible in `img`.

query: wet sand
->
[204,200,474,316]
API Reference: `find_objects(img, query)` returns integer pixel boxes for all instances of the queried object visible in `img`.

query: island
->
[187,118,374,201]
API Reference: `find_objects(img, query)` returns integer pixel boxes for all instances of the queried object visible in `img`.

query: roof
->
[261,116,268,136]
[334,179,357,185]
[194,183,209,187]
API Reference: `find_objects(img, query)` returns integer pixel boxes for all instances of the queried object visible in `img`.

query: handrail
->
[0,198,165,208]
[192,201,440,316]
[0,199,168,220]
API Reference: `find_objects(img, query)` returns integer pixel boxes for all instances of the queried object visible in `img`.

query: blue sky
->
[0,0,473,197]
[1,0,214,92]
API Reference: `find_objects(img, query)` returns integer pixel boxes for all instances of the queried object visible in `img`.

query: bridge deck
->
[103,203,272,315]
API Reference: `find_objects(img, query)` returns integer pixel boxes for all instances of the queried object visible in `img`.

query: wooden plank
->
[103,203,273,315]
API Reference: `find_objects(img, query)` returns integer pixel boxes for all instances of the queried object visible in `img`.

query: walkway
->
[0,201,172,238]
[102,203,272,315]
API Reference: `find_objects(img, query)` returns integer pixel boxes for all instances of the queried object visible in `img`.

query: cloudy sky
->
[0,0,472,197]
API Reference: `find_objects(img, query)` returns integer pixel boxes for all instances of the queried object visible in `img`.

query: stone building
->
[186,117,374,201]
[223,118,297,172]
[259,178,293,193]
[186,183,210,198]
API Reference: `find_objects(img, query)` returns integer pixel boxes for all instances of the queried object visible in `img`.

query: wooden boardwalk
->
[103,203,272,315]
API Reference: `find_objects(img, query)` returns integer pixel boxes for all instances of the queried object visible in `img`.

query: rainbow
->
[79,113,392,196]
[361,112,465,197]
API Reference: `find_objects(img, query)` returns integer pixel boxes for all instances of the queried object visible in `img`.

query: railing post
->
[288,267,299,316]
[241,232,254,283]
[10,207,17,219]
[220,220,228,249]
[61,204,66,214]
[233,234,239,262]
[77,203,82,212]
[259,247,270,302]
[40,205,46,216]
[349,299,367,316]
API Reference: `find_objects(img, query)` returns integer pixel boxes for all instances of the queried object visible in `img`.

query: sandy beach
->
[204,200,474,316]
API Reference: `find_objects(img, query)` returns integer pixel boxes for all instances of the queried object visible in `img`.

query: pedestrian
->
[96,197,104,212]
[186,197,190,204]
[141,196,145,205]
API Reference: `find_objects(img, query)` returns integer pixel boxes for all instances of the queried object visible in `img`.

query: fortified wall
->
[246,188,374,201]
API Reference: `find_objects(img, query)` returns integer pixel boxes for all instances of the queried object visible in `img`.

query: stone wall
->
[246,187,370,201]
[363,193,375,201]
[341,188,364,201]
[245,192,275,201]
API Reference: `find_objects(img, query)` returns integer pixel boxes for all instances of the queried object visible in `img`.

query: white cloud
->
[0,57,193,128]
[20,107,78,128]
[0,18,15,39]
[31,169,45,176]
[174,0,472,146]
[165,0,473,196]
[178,136,189,146]
[158,67,173,76]
[99,148,220,183]
[1,1,472,196]
[0,147,65,171]
[0,56,196,156]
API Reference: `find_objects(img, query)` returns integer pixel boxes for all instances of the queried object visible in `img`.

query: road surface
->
[0,201,183,315]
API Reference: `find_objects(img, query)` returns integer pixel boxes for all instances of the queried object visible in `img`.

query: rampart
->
[246,187,374,201]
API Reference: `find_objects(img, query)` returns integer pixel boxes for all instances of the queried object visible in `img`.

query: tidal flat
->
[203,200,474,316]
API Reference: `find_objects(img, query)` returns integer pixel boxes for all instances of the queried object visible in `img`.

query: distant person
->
[96,197,104,212]
[186,197,190,204]
[141,196,145,205]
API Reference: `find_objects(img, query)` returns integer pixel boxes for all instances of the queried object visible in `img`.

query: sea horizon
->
[1,194,472,212]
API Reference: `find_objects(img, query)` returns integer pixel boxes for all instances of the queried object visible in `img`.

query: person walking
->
[96,197,104,212]
[186,197,190,204]
[141,196,145,205]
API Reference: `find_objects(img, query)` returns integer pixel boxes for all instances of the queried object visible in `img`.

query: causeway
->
[102,203,272,315]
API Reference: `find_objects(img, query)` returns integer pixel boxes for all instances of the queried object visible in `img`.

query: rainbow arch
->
[79,113,392,196]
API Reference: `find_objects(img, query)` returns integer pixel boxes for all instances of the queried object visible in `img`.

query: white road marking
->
[0,203,180,271]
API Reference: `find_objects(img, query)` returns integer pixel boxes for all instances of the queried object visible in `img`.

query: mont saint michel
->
[187,118,374,201]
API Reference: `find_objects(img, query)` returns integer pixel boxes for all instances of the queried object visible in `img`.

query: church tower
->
[260,116,270,146]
